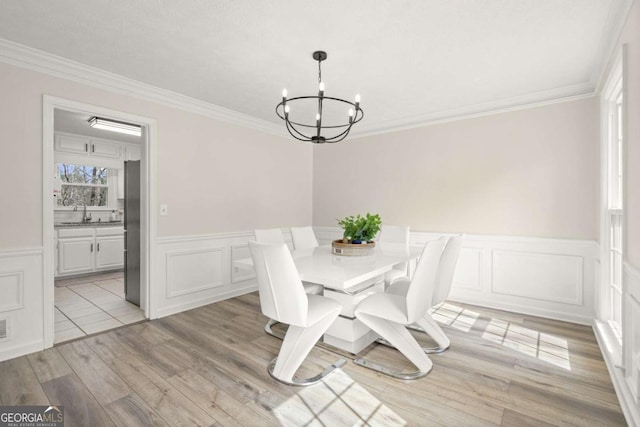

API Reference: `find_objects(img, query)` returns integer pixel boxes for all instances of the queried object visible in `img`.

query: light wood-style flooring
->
[0,294,626,426]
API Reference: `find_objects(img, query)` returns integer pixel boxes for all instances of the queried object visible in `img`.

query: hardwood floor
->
[0,294,626,426]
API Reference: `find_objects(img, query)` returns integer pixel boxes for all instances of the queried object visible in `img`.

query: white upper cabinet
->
[54,132,126,161]
[90,138,122,159]
[125,143,142,161]
[55,134,90,156]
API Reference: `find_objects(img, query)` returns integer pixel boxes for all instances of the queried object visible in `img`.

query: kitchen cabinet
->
[54,133,122,160]
[95,234,125,269]
[58,237,95,275]
[90,139,122,159]
[125,143,142,161]
[117,169,125,199]
[56,226,124,277]
[55,134,91,156]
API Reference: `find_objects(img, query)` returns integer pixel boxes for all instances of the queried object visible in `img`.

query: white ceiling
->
[0,1,626,136]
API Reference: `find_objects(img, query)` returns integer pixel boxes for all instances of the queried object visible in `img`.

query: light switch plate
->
[160,204,168,216]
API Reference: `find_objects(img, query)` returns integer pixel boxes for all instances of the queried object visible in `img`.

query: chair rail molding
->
[314,226,598,324]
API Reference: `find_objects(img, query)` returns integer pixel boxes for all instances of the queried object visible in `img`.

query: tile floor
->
[54,271,145,344]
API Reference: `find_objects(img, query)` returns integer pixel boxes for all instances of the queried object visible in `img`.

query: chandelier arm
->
[276,98,363,128]
[286,119,316,141]
[324,123,354,142]
[285,120,316,142]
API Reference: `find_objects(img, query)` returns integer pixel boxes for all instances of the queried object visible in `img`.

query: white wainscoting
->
[153,230,297,318]
[0,248,44,362]
[314,227,597,325]
[624,263,640,417]
[595,262,640,427]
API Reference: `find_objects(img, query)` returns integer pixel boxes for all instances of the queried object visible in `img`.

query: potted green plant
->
[333,213,382,256]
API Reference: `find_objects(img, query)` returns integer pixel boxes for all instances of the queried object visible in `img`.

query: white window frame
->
[55,163,117,210]
[599,46,626,357]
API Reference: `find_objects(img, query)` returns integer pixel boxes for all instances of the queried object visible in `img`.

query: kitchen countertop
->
[55,221,124,228]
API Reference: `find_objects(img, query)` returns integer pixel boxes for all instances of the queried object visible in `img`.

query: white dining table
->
[236,243,423,353]
[291,244,421,291]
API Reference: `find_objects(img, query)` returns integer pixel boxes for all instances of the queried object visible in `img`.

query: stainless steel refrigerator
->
[124,160,141,306]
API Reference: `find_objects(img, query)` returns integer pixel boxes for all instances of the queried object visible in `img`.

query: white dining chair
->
[379,225,411,287]
[386,234,464,353]
[249,241,345,385]
[291,226,319,249]
[254,228,322,339]
[353,237,447,379]
[254,228,286,245]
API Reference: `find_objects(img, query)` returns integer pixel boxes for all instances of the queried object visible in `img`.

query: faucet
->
[76,200,91,223]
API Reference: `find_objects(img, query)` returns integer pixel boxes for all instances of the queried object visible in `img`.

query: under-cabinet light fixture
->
[88,117,142,137]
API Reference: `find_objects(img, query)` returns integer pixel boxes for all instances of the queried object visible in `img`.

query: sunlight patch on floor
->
[432,303,571,371]
[273,369,406,426]
[430,303,479,332]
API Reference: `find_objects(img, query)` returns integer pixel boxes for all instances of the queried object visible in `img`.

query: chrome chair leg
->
[264,318,286,340]
[376,322,450,354]
[267,357,346,386]
[413,315,451,354]
[353,313,433,380]
[352,357,428,380]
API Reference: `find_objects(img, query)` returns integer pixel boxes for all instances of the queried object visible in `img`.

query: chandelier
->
[276,51,364,143]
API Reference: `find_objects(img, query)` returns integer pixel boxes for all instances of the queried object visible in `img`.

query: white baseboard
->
[0,339,44,363]
[155,282,257,319]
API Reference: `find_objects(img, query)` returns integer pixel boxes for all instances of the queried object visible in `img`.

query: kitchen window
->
[56,164,110,207]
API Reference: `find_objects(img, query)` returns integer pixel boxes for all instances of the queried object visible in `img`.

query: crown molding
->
[348,83,596,139]
[0,36,617,140]
[593,0,635,94]
[0,38,286,137]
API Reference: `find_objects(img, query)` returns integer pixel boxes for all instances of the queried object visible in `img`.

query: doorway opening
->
[42,96,156,347]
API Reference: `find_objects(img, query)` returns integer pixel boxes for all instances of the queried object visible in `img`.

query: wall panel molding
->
[231,243,255,284]
[0,248,43,362]
[0,271,24,312]
[491,250,583,305]
[166,247,225,298]
[315,226,597,324]
[154,231,263,319]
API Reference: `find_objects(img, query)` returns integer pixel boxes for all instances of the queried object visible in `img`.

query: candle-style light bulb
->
[318,82,325,95]
[354,93,361,110]
[282,88,288,104]
[284,104,290,118]
[348,108,354,124]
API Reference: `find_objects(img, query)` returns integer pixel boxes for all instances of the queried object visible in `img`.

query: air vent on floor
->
[0,319,6,339]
